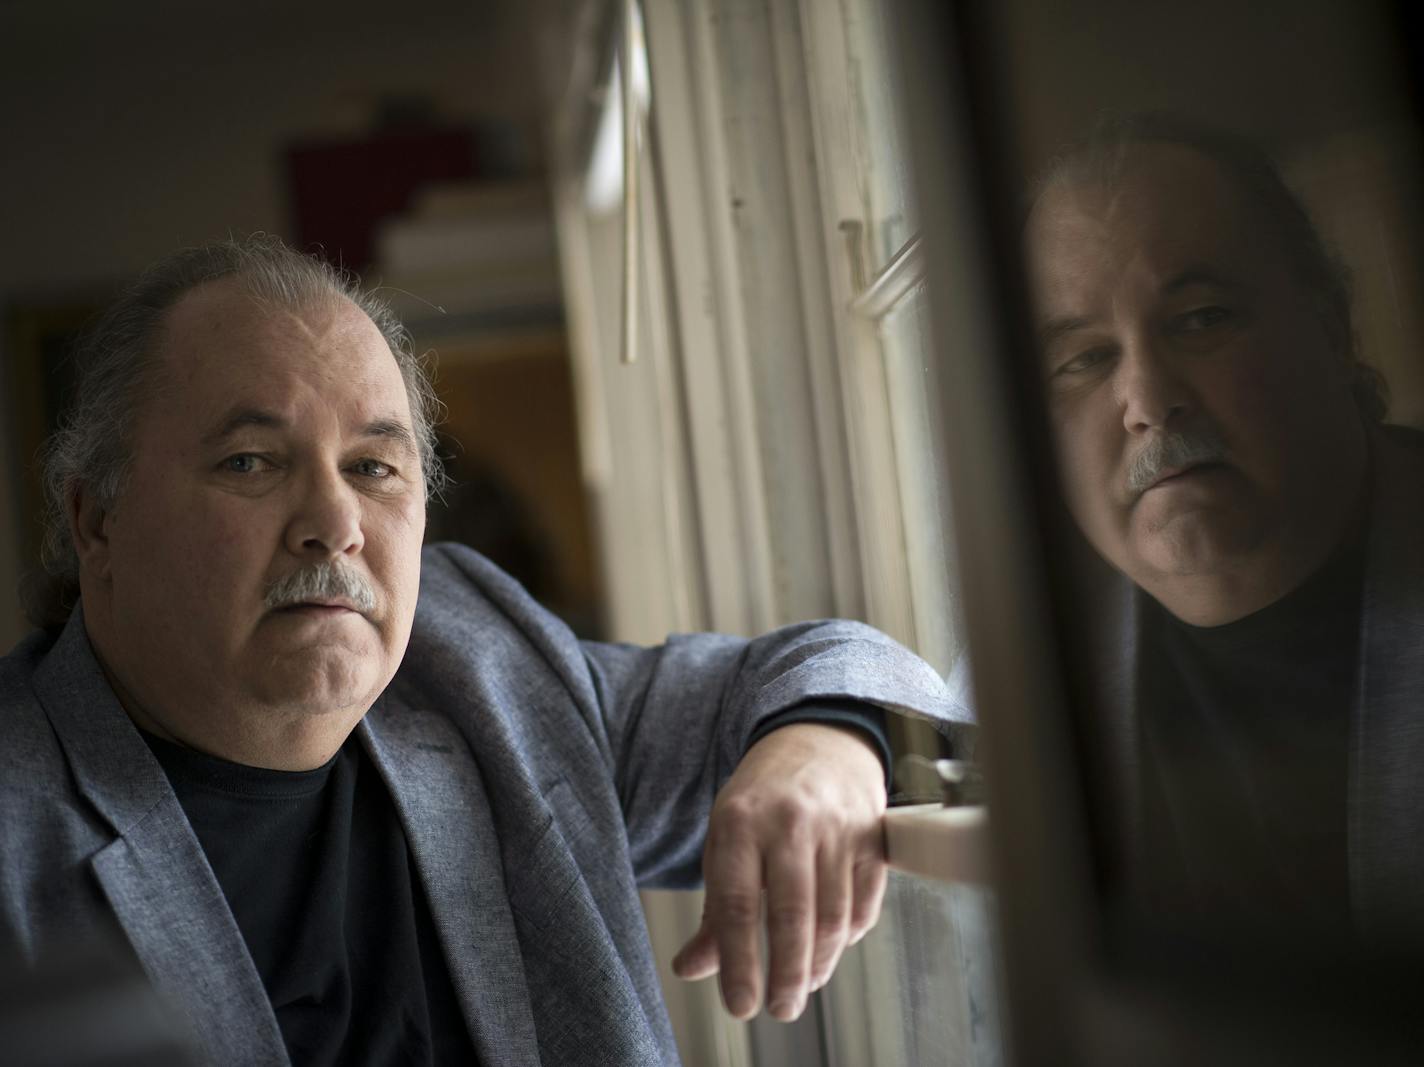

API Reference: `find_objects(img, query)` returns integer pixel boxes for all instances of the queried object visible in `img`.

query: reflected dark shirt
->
[1137,521,1367,935]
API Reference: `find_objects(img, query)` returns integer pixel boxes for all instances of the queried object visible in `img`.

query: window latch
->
[932,759,985,807]
[894,754,985,807]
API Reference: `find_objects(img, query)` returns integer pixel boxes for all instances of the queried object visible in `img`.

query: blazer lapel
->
[88,813,288,1066]
[359,704,543,1067]
[1350,431,1424,944]
[367,686,668,1066]
[32,609,288,1067]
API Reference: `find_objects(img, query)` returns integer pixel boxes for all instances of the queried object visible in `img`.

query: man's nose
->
[285,467,365,559]
[1115,336,1194,434]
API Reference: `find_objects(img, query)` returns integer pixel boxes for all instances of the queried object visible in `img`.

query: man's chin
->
[1132,521,1258,579]
[1127,488,1262,567]
[255,650,387,716]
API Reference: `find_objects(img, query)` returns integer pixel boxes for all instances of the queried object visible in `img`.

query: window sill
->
[883,803,990,885]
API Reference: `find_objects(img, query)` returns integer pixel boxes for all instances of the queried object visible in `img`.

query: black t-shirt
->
[1136,523,1367,937]
[141,731,478,1066]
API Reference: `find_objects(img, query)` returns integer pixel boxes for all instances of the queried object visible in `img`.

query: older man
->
[1022,115,1424,942]
[0,238,957,1065]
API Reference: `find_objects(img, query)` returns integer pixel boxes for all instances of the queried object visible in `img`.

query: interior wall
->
[993,0,1412,169]
[0,0,536,296]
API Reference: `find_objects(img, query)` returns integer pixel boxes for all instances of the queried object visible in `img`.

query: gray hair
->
[1032,111,1389,425]
[24,234,446,628]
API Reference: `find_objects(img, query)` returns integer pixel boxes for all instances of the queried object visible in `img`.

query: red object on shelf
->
[284,127,481,273]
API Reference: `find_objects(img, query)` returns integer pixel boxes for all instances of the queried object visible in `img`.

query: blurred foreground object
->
[0,944,197,1067]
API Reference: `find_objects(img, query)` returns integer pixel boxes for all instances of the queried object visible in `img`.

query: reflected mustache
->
[1126,429,1231,495]
[265,562,377,614]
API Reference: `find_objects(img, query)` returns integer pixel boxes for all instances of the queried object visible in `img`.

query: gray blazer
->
[0,544,961,1066]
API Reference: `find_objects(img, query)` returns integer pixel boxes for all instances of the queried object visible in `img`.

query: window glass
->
[879,282,960,676]
[816,0,967,689]
[821,874,1002,1067]
[841,0,919,273]
[998,0,1424,962]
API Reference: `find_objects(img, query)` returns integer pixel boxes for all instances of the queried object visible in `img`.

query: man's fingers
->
[704,806,766,1019]
[694,723,890,1022]
[763,833,816,1021]
[672,919,720,981]
[809,844,852,990]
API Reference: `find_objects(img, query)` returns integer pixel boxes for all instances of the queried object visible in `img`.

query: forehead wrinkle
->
[239,293,400,394]
[253,291,354,348]
[149,287,410,439]
[199,403,416,460]
[1034,166,1248,326]
[1029,200,1135,328]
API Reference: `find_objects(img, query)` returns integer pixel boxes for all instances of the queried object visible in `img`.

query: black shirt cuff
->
[745,699,892,787]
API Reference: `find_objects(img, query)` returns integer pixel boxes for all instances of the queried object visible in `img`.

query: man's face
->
[1025,145,1364,616]
[92,278,426,748]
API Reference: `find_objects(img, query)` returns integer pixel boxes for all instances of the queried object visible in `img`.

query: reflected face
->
[96,278,426,736]
[1026,145,1365,617]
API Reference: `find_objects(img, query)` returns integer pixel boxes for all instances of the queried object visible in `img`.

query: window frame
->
[541,1,997,1064]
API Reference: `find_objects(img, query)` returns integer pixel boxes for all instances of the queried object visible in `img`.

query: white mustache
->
[265,562,377,614]
[1126,429,1231,495]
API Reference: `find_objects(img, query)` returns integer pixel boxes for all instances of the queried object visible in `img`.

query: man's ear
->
[68,485,114,583]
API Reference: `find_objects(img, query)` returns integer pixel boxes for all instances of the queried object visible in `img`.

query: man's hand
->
[670,722,888,1021]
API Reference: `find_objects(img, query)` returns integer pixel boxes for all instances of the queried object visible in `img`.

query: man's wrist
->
[746,700,892,786]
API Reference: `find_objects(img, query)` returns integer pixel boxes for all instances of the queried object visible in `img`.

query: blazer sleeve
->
[415,543,969,890]
[580,621,965,888]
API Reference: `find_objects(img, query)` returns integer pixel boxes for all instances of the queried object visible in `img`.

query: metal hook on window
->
[895,753,985,807]
[838,218,868,295]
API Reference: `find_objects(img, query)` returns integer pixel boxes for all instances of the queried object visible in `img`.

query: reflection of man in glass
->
[1024,114,1423,941]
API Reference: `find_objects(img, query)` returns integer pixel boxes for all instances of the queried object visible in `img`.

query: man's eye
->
[1053,347,1114,378]
[1174,306,1231,332]
[353,458,394,479]
[221,454,268,474]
